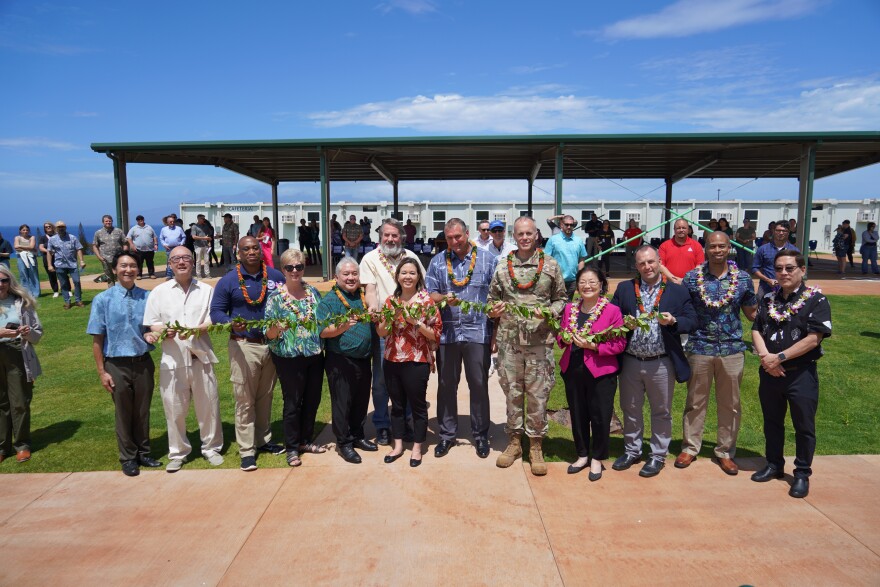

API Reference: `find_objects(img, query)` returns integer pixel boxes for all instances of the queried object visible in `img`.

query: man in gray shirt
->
[127,215,158,279]
[191,214,211,279]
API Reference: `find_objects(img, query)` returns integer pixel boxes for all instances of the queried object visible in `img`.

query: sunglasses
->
[490,228,505,233]
[284,264,306,272]
[774,265,801,273]
[0,278,9,284]
[563,223,577,228]
[479,228,490,232]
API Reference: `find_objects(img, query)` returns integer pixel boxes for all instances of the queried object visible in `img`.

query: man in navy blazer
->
[611,245,697,478]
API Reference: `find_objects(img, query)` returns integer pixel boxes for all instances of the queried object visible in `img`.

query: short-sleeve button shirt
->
[683,264,757,356]
[87,284,154,357]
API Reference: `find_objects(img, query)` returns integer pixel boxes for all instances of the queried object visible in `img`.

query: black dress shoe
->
[567,460,589,475]
[434,439,454,458]
[353,438,378,452]
[376,428,391,446]
[384,451,404,464]
[475,438,490,459]
[138,456,162,468]
[337,444,362,464]
[751,465,785,482]
[789,477,809,498]
[638,456,665,478]
[121,460,140,477]
[410,457,422,468]
[612,453,641,471]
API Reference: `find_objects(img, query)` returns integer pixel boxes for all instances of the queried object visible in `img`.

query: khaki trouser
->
[228,339,277,457]
[682,352,745,459]
[159,361,223,461]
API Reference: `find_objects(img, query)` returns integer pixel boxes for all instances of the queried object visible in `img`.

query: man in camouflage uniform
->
[488,216,566,475]
[92,214,128,286]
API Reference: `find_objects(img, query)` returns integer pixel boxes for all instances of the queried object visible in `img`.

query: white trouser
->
[159,361,223,461]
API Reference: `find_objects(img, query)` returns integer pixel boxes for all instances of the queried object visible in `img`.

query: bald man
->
[144,246,224,472]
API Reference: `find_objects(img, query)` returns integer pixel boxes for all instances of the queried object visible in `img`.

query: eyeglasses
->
[490,228,505,233]
[0,278,9,284]
[579,280,601,287]
[479,228,490,232]
[563,223,577,228]
[284,264,306,272]
[169,255,192,264]
[774,265,801,273]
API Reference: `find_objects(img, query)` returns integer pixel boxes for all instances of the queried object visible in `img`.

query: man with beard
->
[360,218,425,445]
[658,219,704,285]
[426,218,498,459]
[210,236,286,471]
[487,216,566,475]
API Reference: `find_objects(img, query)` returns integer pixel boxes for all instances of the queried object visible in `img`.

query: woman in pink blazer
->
[557,267,626,481]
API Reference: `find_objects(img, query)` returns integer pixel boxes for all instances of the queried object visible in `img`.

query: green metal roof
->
[91,131,880,185]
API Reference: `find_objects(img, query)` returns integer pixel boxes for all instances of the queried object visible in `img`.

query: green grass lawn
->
[2,292,877,473]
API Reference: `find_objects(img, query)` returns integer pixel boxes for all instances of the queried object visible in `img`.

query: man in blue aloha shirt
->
[543,215,586,300]
[677,232,757,476]
[426,218,498,459]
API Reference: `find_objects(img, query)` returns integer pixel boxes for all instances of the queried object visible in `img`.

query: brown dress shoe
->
[716,457,738,476]
[63,302,71,310]
[75,301,85,308]
[16,449,31,463]
[674,452,695,469]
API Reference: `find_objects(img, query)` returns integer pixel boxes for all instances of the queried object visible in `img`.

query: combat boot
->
[529,437,547,476]
[495,433,522,468]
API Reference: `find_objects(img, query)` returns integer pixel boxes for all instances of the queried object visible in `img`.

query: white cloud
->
[375,0,437,15]
[509,63,565,75]
[309,93,635,133]
[602,0,819,39]
[0,137,79,151]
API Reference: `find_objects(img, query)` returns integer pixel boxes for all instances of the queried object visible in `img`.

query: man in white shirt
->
[486,220,516,257]
[359,218,426,445]
[143,246,223,472]
[474,220,493,250]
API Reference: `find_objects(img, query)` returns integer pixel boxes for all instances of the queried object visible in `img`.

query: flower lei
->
[696,261,740,309]
[447,243,478,287]
[507,249,544,290]
[565,297,609,339]
[279,285,317,328]
[238,263,268,306]
[377,249,400,279]
[333,285,366,309]
[768,285,821,323]
[634,276,666,316]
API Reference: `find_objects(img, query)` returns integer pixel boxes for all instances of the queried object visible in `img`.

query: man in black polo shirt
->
[751,249,832,498]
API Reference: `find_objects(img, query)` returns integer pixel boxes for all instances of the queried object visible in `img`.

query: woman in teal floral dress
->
[264,249,324,467]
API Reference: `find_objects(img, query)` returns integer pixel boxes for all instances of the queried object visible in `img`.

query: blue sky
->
[2,0,879,225]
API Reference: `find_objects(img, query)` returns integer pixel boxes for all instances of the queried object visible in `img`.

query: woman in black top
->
[595,220,616,275]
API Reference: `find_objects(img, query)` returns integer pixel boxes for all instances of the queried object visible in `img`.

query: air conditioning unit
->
[230,214,240,224]
[281,214,296,223]
[493,213,508,223]
[715,210,733,221]
[409,212,421,223]
[858,211,876,222]
[625,212,641,223]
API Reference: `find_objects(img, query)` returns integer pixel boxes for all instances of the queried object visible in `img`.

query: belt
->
[626,353,668,362]
[231,334,267,344]
[105,353,152,363]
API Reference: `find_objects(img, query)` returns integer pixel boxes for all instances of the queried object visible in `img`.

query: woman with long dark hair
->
[376,257,441,467]
[0,265,42,464]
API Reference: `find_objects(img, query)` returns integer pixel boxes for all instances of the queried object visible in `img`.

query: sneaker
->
[52,292,59,298]
[256,442,285,455]
[205,452,224,466]
[166,459,184,473]
[240,456,258,471]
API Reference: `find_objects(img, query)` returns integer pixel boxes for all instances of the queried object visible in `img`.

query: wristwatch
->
[777,352,786,362]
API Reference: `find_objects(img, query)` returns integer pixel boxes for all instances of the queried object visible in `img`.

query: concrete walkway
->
[3,366,879,585]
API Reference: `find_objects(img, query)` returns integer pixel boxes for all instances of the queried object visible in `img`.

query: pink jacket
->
[557,301,626,378]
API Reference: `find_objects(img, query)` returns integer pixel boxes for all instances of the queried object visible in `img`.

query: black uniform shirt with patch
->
[752,284,832,367]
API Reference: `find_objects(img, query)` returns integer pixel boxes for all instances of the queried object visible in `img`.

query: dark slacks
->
[42,257,60,293]
[561,356,617,460]
[384,360,430,443]
[758,363,819,478]
[135,250,155,277]
[0,344,33,455]
[325,351,372,447]
[436,342,491,441]
[272,353,324,450]
[221,245,236,269]
[104,354,155,463]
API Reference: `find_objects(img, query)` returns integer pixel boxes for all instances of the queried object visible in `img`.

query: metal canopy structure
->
[91,131,880,279]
